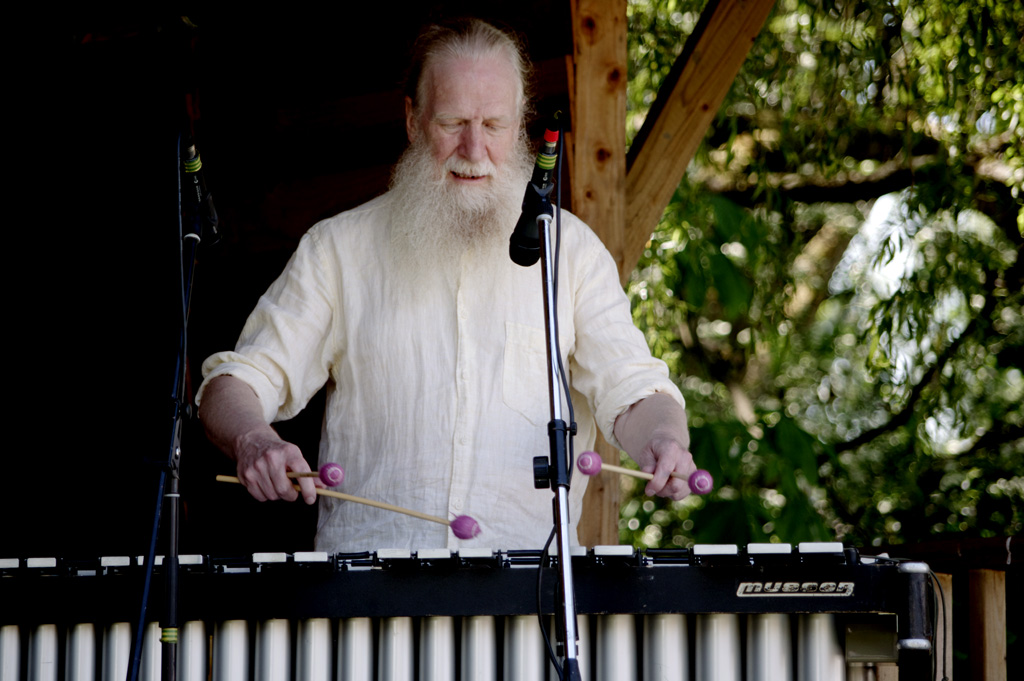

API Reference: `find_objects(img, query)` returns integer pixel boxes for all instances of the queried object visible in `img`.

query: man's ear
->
[405,96,417,143]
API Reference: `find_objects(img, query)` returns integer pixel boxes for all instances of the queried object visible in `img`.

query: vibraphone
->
[0,543,933,681]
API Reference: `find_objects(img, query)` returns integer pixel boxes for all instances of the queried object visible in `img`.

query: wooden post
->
[968,569,1007,681]
[568,0,628,270]
[935,572,954,681]
[876,663,898,681]
[568,0,629,546]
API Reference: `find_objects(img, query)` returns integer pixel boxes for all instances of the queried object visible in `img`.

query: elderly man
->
[197,19,694,552]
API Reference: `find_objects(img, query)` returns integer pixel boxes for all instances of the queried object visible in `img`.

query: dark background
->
[6,6,573,559]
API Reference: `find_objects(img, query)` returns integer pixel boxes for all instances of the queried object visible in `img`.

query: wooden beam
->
[569,0,628,546]
[624,0,775,277]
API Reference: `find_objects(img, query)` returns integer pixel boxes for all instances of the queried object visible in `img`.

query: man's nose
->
[458,124,486,163]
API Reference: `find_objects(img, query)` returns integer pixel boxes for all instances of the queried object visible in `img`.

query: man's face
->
[405,54,520,191]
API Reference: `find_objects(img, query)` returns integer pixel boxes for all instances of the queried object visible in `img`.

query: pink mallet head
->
[688,469,713,495]
[318,463,345,487]
[578,451,603,475]
[451,515,481,540]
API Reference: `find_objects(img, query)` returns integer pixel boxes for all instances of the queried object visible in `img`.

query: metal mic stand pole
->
[128,235,196,681]
[127,133,215,681]
[532,206,582,681]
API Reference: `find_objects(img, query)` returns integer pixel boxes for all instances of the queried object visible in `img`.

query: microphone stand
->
[530,204,583,681]
[511,118,579,679]
[127,133,217,681]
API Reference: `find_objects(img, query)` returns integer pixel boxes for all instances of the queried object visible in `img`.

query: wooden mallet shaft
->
[216,475,481,539]
[599,461,675,482]
[216,475,450,526]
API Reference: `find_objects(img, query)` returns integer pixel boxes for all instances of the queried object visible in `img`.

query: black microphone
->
[509,124,560,267]
[182,135,220,245]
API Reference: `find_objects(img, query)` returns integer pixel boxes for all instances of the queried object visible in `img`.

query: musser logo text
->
[736,581,855,597]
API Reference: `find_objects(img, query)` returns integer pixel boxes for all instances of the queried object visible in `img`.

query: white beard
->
[386,134,534,289]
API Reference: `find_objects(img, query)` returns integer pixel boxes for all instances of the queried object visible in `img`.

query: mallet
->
[215,475,480,539]
[577,451,713,495]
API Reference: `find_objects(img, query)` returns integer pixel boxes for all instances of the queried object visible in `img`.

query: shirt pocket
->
[502,321,550,426]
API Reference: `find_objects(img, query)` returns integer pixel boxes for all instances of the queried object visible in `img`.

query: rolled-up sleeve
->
[197,224,340,425]
[565,218,685,450]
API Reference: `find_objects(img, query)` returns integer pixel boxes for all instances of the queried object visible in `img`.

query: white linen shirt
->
[198,193,683,552]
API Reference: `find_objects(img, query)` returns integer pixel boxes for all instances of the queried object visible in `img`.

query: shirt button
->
[452,499,463,511]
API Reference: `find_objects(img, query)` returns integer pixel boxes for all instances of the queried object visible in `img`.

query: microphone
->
[509,123,560,267]
[182,135,220,245]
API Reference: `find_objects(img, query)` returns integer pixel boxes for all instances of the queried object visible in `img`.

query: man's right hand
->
[198,375,318,505]
[233,426,317,504]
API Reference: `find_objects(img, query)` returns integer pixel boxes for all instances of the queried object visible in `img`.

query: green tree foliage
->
[620,0,1023,549]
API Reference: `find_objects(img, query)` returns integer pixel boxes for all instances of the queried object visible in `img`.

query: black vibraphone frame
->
[1,545,934,680]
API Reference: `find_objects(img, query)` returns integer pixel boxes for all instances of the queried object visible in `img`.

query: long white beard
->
[387,135,534,286]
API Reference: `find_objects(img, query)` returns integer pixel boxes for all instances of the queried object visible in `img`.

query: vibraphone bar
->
[0,543,933,681]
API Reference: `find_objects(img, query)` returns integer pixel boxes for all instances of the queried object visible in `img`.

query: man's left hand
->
[633,435,696,499]
[613,393,694,500]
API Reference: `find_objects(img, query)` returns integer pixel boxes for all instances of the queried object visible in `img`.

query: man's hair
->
[403,18,533,122]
